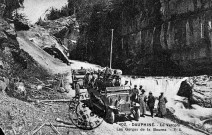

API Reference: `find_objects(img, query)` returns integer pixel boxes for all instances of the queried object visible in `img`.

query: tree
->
[2,0,24,18]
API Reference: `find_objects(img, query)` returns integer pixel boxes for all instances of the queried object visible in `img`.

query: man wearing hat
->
[139,85,143,94]
[104,75,113,87]
[130,85,139,104]
[114,75,121,86]
[131,85,139,95]
[147,91,155,118]
[139,89,147,117]
[157,92,168,118]
[95,75,104,92]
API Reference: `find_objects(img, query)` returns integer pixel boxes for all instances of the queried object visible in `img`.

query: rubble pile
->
[5,73,71,102]
[26,73,70,100]
[0,89,74,135]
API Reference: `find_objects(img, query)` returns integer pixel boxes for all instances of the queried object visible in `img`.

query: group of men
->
[72,67,121,96]
[72,67,168,118]
[80,67,121,88]
[130,85,168,118]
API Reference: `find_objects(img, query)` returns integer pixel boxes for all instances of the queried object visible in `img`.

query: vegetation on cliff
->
[0,0,24,18]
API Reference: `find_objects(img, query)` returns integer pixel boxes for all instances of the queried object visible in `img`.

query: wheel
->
[105,109,115,124]
[134,108,140,121]
[69,100,104,130]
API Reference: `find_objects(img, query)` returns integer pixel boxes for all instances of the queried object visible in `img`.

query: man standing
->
[88,71,94,87]
[157,92,168,118]
[139,85,143,94]
[73,80,80,98]
[114,75,121,86]
[132,85,139,94]
[147,91,155,118]
[139,89,147,117]
[72,70,77,81]
[130,85,139,103]
[95,76,104,92]
[84,71,90,88]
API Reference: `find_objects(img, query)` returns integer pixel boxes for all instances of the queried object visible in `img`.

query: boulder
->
[178,76,212,108]
[13,82,26,98]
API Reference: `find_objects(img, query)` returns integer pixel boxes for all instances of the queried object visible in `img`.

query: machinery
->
[88,86,140,124]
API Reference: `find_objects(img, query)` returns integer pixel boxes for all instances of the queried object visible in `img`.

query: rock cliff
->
[37,15,79,54]
[76,0,212,76]
[120,0,212,75]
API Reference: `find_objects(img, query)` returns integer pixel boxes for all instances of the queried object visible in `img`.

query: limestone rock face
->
[76,0,212,75]
[119,0,212,75]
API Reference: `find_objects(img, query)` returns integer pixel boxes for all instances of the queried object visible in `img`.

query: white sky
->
[18,0,68,24]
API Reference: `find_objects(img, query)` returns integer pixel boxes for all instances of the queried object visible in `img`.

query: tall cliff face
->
[159,0,212,74]
[113,0,212,75]
[71,0,212,75]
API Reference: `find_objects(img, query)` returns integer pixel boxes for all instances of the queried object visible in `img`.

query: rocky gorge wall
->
[118,0,212,75]
[29,0,212,76]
